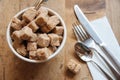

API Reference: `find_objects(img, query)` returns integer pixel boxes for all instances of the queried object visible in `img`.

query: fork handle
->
[101,45,120,73]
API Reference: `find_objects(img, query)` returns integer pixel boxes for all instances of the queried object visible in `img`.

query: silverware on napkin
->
[74,4,120,73]
[72,22,120,79]
[74,42,113,80]
[72,22,113,79]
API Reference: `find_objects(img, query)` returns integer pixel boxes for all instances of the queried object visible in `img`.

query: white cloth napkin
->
[87,16,120,80]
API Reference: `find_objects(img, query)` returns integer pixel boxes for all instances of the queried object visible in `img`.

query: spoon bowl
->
[75,42,93,62]
[74,42,113,79]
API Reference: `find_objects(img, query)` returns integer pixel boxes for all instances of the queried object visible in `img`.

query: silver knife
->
[74,5,120,73]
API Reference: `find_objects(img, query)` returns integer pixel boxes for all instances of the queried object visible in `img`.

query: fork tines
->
[72,22,90,41]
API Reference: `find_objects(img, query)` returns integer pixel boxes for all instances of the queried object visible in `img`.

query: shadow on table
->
[13,55,54,80]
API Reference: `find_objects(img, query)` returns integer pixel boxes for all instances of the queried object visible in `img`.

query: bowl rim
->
[6,7,67,63]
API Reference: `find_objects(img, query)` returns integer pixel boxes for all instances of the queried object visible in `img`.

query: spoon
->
[75,41,120,79]
[75,42,113,80]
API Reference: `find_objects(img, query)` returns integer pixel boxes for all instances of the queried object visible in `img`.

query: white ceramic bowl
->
[6,7,67,63]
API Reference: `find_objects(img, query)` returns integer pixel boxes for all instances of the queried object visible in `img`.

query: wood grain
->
[0,0,120,80]
[65,0,105,20]
[65,0,106,80]
[0,0,65,80]
[106,0,120,43]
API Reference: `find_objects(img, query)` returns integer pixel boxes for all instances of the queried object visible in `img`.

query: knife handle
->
[101,45,120,73]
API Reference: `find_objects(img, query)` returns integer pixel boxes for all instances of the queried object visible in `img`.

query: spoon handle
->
[93,49,120,79]
[101,46,120,72]
[91,61,113,80]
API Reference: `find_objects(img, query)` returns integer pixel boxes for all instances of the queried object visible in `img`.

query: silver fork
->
[33,0,48,10]
[72,22,120,79]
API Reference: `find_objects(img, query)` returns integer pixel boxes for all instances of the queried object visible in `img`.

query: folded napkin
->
[87,16,120,80]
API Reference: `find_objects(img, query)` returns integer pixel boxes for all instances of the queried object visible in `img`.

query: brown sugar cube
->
[47,16,60,26]
[13,41,28,56]
[74,64,81,74]
[48,46,57,55]
[27,42,37,51]
[47,49,53,56]
[48,34,60,46]
[12,41,19,49]
[36,48,49,60]
[29,51,38,60]
[37,34,50,47]
[16,44,27,56]
[41,16,60,33]
[67,59,81,74]
[20,26,33,40]
[11,17,22,30]
[12,41,22,49]
[28,21,39,32]
[42,47,54,56]
[47,49,52,56]
[48,46,57,52]
[21,20,28,27]
[53,26,64,36]
[12,17,21,23]
[35,14,49,27]
[22,8,37,22]
[67,59,77,71]
[11,30,22,41]
[59,36,63,43]
[40,22,61,33]
[47,15,60,28]
[29,33,37,42]
[40,25,50,33]
[38,7,48,16]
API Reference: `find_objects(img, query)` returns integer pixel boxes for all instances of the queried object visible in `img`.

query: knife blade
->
[74,5,120,73]
[74,5,103,45]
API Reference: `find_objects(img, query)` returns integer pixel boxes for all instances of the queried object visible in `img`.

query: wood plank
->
[65,0,105,20]
[106,0,120,43]
[3,0,65,80]
[0,0,120,80]
[0,0,20,80]
[65,0,106,80]
[0,1,4,80]
[65,10,92,80]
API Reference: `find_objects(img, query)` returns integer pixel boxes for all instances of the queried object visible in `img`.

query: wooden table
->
[0,0,120,80]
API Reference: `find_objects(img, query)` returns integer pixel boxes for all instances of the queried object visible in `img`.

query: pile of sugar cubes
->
[10,7,64,60]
